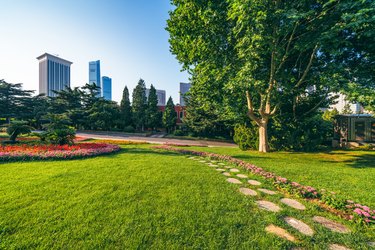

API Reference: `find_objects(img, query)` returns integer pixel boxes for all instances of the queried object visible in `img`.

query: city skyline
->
[0,0,189,104]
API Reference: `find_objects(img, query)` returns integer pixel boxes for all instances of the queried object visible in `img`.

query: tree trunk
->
[258,121,269,153]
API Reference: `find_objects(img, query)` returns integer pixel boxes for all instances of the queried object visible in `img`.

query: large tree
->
[146,84,161,130]
[167,0,375,152]
[120,86,133,128]
[132,79,147,131]
[163,96,177,133]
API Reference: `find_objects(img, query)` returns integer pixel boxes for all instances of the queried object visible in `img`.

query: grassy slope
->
[186,146,375,207]
[0,145,373,249]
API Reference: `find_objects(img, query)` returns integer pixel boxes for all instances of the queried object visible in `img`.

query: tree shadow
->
[342,153,375,168]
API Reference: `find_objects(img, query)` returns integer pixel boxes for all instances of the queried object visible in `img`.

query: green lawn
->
[185,146,375,208]
[0,144,374,249]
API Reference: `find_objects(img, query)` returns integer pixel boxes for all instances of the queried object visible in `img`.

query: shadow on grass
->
[343,153,375,168]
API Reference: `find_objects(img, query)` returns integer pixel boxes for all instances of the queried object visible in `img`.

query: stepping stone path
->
[199,160,206,163]
[215,168,225,172]
[236,174,248,179]
[280,198,306,210]
[222,172,231,176]
[368,242,375,247]
[329,244,352,250]
[209,164,218,167]
[265,224,296,242]
[284,217,314,236]
[224,166,232,169]
[218,163,225,166]
[227,178,242,184]
[256,200,281,212]
[258,188,277,195]
[239,187,257,196]
[248,180,262,186]
[313,216,351,233]
[230,168,240,173]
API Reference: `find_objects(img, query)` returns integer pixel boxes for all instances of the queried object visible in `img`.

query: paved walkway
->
[76,131,236,147]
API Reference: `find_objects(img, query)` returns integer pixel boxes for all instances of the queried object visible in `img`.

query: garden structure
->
[333,114,375,148]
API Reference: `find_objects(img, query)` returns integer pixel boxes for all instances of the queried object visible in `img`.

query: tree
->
[80,83,102,129]
[146,84,161,130]
[120,86,133,128]
[341,103,353,114]
[163,97,177,133]
[6,120,33,143]
[42,113,76,145]
[88,100,121,131]
[167,0,374,152]
[0,80,34,123]
[132,79,147,131]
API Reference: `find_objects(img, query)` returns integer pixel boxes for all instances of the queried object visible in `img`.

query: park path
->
[76,131,236,147]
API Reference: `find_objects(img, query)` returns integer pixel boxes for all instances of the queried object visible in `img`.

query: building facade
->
[146,88,166,106]
[179,82,191,106]
[37,53,72,97]
[330,93,364,114]
[102,76,112,100]
[89,60,101,96]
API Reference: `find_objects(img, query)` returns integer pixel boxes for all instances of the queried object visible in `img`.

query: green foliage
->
[120,86,132,128]
[132,79,147,131]
[5,120,33,143]
[173,129,186,136]
[323,108,339,122]
[321,191,348,210]
[87,100,121,131]
[341,103,353,114]
[123,125,135,133]
[43,114,76,145]
[163,97,177,133]
[146,85,161,130]
[233,124,258,151]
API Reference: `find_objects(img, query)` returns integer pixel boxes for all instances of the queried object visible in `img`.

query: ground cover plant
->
[0,143,374,249]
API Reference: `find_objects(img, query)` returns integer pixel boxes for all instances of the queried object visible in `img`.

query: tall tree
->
[163,96,177,133]
[146,84,161,130]
[0,80,34,123]
[132,79,147,131]
[167,0,375,152]
[120,86,133,128]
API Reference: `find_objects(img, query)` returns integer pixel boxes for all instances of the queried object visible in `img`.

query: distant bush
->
[173,129,186,136]
[123,125,135,133]
[233,124,258,151]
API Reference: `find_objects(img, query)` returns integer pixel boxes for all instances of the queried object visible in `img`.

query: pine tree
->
[120,86,132,128]
[146,84,161,130]
[132,79,147,131]
[163,96,177,133]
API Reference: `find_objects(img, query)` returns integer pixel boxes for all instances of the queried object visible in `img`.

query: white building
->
[146,88,166,106]
[179,82,191,106]
[37,53,72,97]
[330,93,364,114]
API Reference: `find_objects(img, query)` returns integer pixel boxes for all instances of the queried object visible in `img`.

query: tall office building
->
[89,60,101,96]
[37,53,72,97]
[179,82,191,106]
[145,88,166,106]
[102,76,112,100]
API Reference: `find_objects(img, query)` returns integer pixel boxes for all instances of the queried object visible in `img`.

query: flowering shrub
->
[153,145,375,225]
[0,143,120,162]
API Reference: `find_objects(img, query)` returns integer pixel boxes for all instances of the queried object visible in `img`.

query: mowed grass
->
[0,145,374,249]
[186,146,375,208]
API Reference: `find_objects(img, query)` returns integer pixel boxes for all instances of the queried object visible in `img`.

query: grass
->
[183,146,375,208]
[0,144,374,249]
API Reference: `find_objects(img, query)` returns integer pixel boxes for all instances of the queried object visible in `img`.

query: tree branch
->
[246,91,261,126]
[294,45,318,89]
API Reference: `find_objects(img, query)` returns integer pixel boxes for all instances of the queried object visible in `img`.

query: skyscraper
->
[146,88,166,106]
[179,82,191,106]
[89,60,101,96]
[102,76,112,100]
[37,53,72,97]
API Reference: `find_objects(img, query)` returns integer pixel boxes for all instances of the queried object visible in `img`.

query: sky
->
[0,0,189,104]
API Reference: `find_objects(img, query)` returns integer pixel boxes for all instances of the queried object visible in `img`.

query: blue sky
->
[0,0,189,103]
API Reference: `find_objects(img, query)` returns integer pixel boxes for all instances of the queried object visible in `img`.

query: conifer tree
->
[163,96,177,133]
[132,79,147,131]
[120,86,132,128]
[146,84,161,130]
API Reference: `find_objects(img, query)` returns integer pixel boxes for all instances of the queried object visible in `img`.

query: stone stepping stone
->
[256,200,281,212]
[313,216,351,233]
[239,187,257,196]
[329,244,352,250]
[265,224,296,242]
[224,166,232,169]
[248,180,262,186]
[222,172,231,176]
[229,168,240,173]
[215,168,225,172]
[284,217,314,236]
[280,198,306,210]
[218,163,225,166]
[199,160,206,163]
[188,157,196,159]
[368,242,375,247]
[227,178,242,184]
[236,174,248,179]
[209,164,218,167]
[258,188,277,195]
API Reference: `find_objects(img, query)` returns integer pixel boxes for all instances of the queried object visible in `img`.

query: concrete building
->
[102,76,112,100]
[179,82,191,106]
[146,88,166,106]
[37,53,72,97]
[89,60,101,96]
[330,93,363,114]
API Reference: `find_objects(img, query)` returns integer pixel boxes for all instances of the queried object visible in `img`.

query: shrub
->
[173,129,185,136]
[42,114,76,145]
[123,125,135,133]
[5,121,33,143]
[233,124,258,151]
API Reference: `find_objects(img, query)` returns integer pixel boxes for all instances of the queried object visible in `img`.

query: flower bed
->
[153,145,375,225]
[0,143,120,162]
